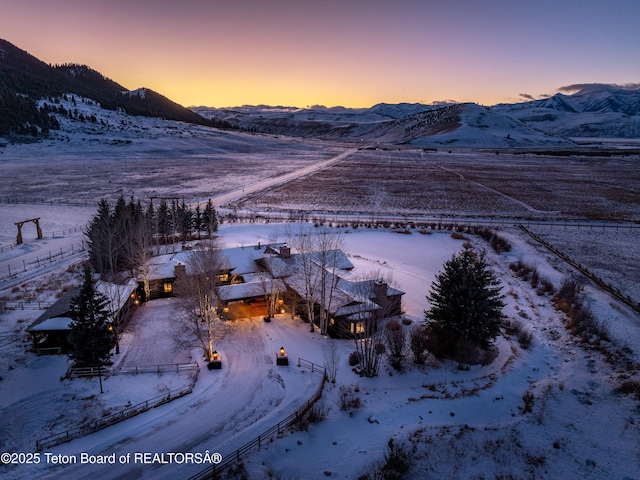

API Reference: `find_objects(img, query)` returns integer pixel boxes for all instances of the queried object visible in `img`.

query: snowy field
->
[230,148,640,222]
[1,111,639,478]
[1,219,639,479]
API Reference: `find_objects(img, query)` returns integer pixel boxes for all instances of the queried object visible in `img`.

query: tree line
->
[86,195,218,279]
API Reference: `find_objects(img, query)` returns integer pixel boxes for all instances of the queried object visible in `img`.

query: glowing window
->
[164,283,173,293]
[351,322,365,334]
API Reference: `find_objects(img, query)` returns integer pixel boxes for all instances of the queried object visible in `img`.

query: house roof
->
[136,243,402,322]
[218,278,288,302]
[28,316,74,332]
[142,244,287,281]
[27,279,138,333]
[97,278,139,313]
[27,287,80,332]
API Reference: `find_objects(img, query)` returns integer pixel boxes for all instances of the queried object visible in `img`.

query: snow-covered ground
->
[1,220,639,479]
[1,108,639,478]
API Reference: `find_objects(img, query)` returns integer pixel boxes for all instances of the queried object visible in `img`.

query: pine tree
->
[86,199,113,274]
[157,199,172,242]
[193,204,203,239]
[177,199,193,240]
[68,265,113,368]
[203,199,218,237]
[424,248,505,357]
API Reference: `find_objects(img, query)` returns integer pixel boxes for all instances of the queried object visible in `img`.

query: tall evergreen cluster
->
[86,196,218,278]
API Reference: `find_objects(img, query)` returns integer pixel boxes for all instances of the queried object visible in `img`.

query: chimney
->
[280,244,291,258]
[174,262,186,281]
[372,279,388,307]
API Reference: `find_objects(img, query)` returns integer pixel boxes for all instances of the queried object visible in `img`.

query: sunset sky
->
[1,0,639,108]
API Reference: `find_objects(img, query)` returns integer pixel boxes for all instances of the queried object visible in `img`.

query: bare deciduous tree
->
[286,226,344,334]
[173,240,228,361]
[322,338,339,383]
[315,228,345,335]
[286,226,318,331]
[348,272,401,377]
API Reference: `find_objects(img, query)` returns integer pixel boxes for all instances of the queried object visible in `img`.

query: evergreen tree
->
[193,204,203,239]
[177,199,193,240]
[203,199,218,237]
[68,265,113,368]
[86,199,114,275]
[425,248,505,357]
[157,199,172,242]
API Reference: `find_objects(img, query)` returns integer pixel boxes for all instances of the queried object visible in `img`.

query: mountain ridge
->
[2,37,639,145]
[0,38,218,137]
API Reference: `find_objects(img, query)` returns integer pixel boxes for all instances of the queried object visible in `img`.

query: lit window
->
[164,283,173,293]
[351,322,365,334]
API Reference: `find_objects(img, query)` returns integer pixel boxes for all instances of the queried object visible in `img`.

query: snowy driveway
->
[16,312,323,480]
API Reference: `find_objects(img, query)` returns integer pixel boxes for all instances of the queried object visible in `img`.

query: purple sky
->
[1,0,638,107]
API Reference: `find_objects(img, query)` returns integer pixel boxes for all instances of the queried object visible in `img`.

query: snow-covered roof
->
[28,316,73,332]
[218,279,287,302]
[96,278,139,313]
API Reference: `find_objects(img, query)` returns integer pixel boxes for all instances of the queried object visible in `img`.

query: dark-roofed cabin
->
[27,288,78,354]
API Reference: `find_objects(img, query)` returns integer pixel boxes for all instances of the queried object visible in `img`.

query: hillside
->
[193,103,572,147]
[3,36,638,147]
[493,85,640,139]
[0,39,215,138]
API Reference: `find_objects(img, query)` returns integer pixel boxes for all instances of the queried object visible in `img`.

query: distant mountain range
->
[193,86,640,146]
[2,38,639,146]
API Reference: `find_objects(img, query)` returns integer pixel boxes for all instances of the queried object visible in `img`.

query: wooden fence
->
[35,367,199,451]
[518,224,640,313]
[67,362,199,378]
[188,358,326,480]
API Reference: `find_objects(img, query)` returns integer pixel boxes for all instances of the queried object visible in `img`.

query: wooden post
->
[35,218,43,239]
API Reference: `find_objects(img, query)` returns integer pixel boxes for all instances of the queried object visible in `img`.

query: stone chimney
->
[280,244,291,258]
[174,262,186,281]
[372,279,388,307]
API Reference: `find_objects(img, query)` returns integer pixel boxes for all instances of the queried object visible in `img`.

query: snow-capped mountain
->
[194,85,640,146]
[192,102,572,147]
[493,85,640,139]
[2,36,639,147]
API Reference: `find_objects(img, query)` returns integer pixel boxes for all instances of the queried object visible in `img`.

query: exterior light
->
[212,351,219,360]
[277,346,288,366]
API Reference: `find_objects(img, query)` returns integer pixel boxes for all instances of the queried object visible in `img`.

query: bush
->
[381,439,413,479]
[521,391,535,414]
[339,385,362,411]
[349,351,362,366]
[517,329,534,349]
[385,320,408,371]
[617,380,640,400]
[410,325,429,365]
[306,402,328,423]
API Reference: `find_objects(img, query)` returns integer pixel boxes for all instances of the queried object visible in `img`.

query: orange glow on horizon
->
[1,1,638,109]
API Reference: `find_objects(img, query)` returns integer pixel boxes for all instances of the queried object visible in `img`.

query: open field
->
[1,128,639,478]
[231,148,640,221]
[0,114,346,205]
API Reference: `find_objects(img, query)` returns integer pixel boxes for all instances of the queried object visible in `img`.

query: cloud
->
[558,83,640,94]
[518,93,535,101]
[430,99,458,105]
